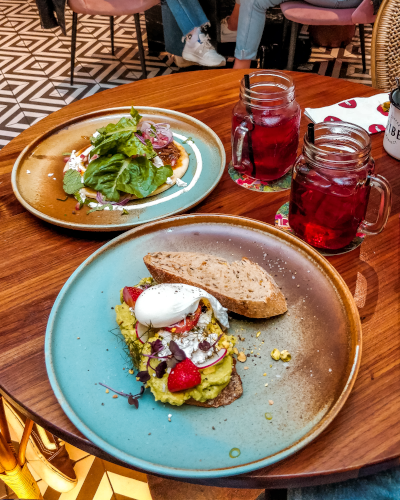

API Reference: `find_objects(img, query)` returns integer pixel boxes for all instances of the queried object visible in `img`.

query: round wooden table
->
[0,70,399,490]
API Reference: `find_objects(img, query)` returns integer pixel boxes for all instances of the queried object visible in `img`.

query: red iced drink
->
[232,71,300,182]
[289,161,371,249]
[289,122,391,250]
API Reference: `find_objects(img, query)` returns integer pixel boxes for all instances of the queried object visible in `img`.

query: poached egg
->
[134,283,229,329]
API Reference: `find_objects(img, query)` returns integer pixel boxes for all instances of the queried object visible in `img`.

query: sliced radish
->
[135,321,149,344]
[195,349,227,369]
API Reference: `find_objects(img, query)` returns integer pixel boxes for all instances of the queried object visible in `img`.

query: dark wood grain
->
[1,70,399,489]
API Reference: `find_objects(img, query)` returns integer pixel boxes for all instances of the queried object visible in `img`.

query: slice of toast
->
[143,252,287,318]
[186,359,242,408]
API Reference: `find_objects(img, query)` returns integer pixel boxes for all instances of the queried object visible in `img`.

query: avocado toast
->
[115,279,243,408]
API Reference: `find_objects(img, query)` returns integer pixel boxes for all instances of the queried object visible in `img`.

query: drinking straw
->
[308,123,315,144]
[244,74,256,177]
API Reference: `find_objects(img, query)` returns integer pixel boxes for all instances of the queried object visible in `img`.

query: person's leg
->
[233,0,282,68]
[221,0,240,43]
[164,0,208,37]
[161,0,185,57]
[228,1,240,31]
[161,0,225,66]
[305,0,361,6]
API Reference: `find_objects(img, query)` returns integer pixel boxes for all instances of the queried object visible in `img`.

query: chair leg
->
[359,24,366,73]
[110,16,115,55]
[70,12,78,86]
[282,17,289,47]
[286,21,298,71]
[134,13,147,79]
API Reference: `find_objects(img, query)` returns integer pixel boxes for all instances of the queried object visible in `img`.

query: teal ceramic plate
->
[12,107,225,231]
[45,214,362,478]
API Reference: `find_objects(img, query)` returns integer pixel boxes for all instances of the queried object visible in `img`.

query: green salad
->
[62,107,174,210]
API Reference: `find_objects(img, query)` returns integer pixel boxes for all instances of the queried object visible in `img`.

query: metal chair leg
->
[110,16,115,55]
[282,17,290,47]
[70,12,78,86]
[359,24,366,73]
[286,21,299,71]
[134,13,147,79]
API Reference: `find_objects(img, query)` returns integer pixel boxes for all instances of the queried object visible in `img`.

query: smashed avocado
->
[115,299,236,407]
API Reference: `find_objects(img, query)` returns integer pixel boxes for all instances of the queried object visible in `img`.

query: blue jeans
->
[235,0,362,60]
[288,467,400,500]
[161,0,209,56]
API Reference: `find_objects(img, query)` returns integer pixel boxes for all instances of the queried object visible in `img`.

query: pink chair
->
[280,0,376,72]
[68,0,160,85]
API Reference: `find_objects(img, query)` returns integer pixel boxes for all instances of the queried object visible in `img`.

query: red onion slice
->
[140,121,173,149]
[96,192,131,206]
[135,322,150,344]
[194,349,227,369]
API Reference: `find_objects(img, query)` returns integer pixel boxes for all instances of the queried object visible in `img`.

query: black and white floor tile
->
[0,0,373,149]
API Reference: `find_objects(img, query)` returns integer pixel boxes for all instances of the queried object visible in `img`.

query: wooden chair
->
[280,0,376,73]
[0,395,42,499]
[68,0,160,85]
[371,0,400,90]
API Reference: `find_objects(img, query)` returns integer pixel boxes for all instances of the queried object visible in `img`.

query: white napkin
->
[305,93,390,134]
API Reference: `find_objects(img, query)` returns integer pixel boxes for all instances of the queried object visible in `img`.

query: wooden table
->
[1,70,399,490]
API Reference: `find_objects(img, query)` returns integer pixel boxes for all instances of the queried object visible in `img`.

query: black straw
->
[244,74,256,177]
[308,123,315,143]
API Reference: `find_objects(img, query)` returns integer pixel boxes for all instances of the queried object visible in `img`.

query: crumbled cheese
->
[48,173,54,176]
[153,156,164,168]
[176,178,188,187]
[26,170,30,174]
[92,131,100,138]
[165,177,174,185]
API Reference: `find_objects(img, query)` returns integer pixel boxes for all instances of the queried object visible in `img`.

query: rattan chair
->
[371,0,400,90]
[0,396,42,499]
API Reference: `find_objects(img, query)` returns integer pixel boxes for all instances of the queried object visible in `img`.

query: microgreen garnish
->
[139,339,187,379]
[137,371,151,383]
[62,152,72,156]
[169,340,186,361]
[155,361,167,378]
[56,196,69,202]
[99,383,145,409]
[182,137,194,144]
[121,208,129,215]
[198,333,223,352]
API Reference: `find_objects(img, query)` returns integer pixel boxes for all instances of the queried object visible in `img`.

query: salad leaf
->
[91,132,155,159]
[63,169,82,194]
[90,107,142,148]
[83,154,173,201]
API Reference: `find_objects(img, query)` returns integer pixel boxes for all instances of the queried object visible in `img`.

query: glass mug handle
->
[359,174,392,235]
[232,120,249,167]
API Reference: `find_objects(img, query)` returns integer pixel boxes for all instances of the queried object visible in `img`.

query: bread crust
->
[185,359,242,408]
[144,252,287,318]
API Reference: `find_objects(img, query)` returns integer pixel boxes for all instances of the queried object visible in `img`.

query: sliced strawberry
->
[123,286,144,308]
[167,358,201,393]
[164,303,202,334]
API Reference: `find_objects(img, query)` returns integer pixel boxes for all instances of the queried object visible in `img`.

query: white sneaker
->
[182,28,226,67]
[174,55,200,68]
[221,17,237,43]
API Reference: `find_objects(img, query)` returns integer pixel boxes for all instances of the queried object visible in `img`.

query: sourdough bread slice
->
[186,359,242,408]
[143,252,287,318]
